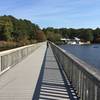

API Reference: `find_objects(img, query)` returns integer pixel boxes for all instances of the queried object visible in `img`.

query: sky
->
[0,0,100,28]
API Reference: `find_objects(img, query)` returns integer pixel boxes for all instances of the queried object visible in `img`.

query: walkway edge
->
[32,48,47,100]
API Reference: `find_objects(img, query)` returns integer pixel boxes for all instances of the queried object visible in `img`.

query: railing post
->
[0,56,1,72]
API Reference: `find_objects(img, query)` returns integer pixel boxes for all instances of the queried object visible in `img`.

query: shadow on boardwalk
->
[32,46,79,100]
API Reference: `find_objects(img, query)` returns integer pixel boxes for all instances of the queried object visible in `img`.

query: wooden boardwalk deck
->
[0,43,46,100]
[0,42,78,100]
[33,46,78,100]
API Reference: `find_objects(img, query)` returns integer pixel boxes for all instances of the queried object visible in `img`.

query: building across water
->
[61,37,90,45]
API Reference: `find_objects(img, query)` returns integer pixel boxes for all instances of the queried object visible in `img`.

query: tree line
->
[43,27,100,43]
[0,15,100,47]
[0,15,46,46]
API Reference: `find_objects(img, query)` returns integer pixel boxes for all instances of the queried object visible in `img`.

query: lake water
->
[60,44,100,70]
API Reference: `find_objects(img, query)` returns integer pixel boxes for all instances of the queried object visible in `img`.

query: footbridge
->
[0,41,99,100]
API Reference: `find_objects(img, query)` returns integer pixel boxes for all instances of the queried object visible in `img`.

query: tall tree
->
[36,30,46,42]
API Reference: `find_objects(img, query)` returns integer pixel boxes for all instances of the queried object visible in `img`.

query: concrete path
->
[33,46,78,100]
[0,42,46,100]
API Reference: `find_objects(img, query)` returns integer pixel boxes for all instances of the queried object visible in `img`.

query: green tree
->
[86,30,94,42]
[0,16,14,40]
[36,30,46,42]
[3,20,13,40]
[46,31,62,42]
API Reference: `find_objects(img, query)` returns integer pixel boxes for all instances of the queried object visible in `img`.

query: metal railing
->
[0,42,43,73]
[50,42,100,100]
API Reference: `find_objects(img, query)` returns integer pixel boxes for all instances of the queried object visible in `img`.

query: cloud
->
[0,0,100,28]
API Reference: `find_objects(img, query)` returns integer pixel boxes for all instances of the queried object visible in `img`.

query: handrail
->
[50,42,100,100]
[0,42,44,74]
